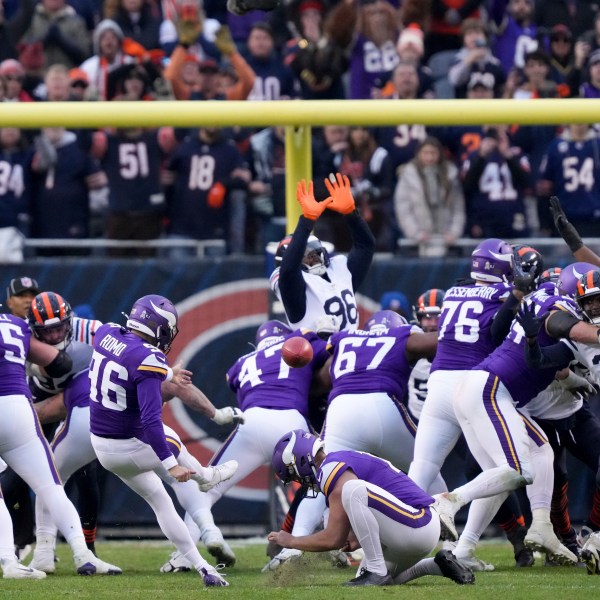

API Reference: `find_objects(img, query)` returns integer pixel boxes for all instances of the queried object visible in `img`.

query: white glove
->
[212,406,245,425]
[315,315,340,340]
[559,370,596,397]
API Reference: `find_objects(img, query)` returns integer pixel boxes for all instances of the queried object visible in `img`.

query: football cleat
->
[432,493,459,542]
[506,525,535,567]
[198,460,238,492]
[581,531,600,574]
[28,551,56,574]
[200,566,229,587]
[261,548,302,572]
[75,550,122,576]
[452,551,494,572]
[344,567,393,586]
[578,525,595,549]
[204,535,236,568]
[434,549,475,584]
[524,521,578,566]
[160,551,192,573]
[2,560,46,580]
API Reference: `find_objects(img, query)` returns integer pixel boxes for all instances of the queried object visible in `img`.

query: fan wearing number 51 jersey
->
[270,174,375,332]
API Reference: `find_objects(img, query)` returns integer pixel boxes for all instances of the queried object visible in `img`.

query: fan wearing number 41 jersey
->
[270,174,375,332]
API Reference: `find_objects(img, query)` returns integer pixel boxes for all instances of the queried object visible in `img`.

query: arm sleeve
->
[545,310,581,339]
[490,293,520,346]
[278,216,313,324]
[137,377,177,469]
[345,210,375,291]
[524,339,574,370]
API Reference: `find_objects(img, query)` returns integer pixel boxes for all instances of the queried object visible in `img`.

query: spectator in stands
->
[18,0,90,74]
[109,0,162,52]
[92,126,176,257]
[425,0,485,59]
[394,23,434,98]
[0,60,33,102]
[489,0,538,74]
[579,49,600,98]
[505,49,558,99]
[546,24,575,95]
[326,0,401,100]
[79,19,133,100]
[537,124,600,237]
[535,0,600,40]
[0,0,35,63]
[461,125,531,238]
[163,127,251,257]
[0,128,29,263]
[379,290,411,320]
[376,61,428,172]
[578,11,600,56]
[394,136,465,257]
[245,22,298,100]
[27,127,108,255]
[106,62,154,100]
[68,67,90,100]
[165,24,255,101]
[283,0,349,100]
[338,126,396,252]
[448,19,505,98]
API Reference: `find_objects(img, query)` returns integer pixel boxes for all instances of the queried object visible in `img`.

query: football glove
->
[212,406,245,425]
[207,182,226,209]
[176,4,203,48]
[515,301,541,339]
[296,179,332,220]
[549,196,583,253]
[512,248,537,294]
[214,25,236,56]
[324,173,355,215]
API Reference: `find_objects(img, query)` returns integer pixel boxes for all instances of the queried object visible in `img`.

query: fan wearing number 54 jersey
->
[270,174,375,332]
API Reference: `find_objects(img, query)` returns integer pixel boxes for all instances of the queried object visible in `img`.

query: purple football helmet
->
[557,262,598,297]
[255,320,292,351]
[365,310,408,333]
[470,238,513,284]
[272,429,325,486]
[126,294,179,353]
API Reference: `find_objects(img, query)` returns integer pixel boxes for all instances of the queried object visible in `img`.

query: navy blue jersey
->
[245,56,299,101]
[166,135,245,239]
[539,136,600,220]
[0,147,29,228]
[374,124,427,170]
[102,130,165,214]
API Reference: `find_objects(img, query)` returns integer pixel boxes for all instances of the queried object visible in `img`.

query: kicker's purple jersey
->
[327,326,415,403]
[63,369,91,411]
[432,283,511,372]
[477,288,579,407]
[89,323,173,463]
[226,330,328,416]
[0,313,33,398]
[317,450,434,513]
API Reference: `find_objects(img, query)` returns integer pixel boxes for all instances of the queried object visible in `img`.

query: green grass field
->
[3,539,598,600]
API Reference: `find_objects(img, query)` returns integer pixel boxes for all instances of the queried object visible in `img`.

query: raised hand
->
[296,179,332,220]
[516,301,541,339]
[324,173,355,215]
[549,196,583,252]
[512,248,536,294]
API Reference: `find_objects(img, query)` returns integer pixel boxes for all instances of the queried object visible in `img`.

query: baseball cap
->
[550,24,572,40]
[7,276,40,299]
[467,72,494,90]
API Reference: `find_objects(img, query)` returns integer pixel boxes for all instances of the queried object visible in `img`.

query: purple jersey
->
[317,450,434,525]
[327,326,415,403]
[349,35,398,99]
[89,323,173,463]
[432,283,511,372]
[477,289,578,407]
[63,369,91,411]
[0,314,33,398]
[226,330,328,416]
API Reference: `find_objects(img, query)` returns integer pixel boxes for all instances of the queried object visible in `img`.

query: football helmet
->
[539,267,561,285]
[575,270,600,325]
[513,245,545,289]
[557,262,598,297]
[274,234,330,277]
[28,292,73,350]
[470,238,513,284]
[414,288,445,321]
[255,320,292,351]
[272,430,325,486]
[126,294,179,353]
[365,310,408,333]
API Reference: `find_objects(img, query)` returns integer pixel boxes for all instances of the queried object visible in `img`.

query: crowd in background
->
[2,0,600,260]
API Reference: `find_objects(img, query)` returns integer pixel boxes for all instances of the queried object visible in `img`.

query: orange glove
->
[296,179,332,220]
[324,173,355,215]
[207,181,226,209]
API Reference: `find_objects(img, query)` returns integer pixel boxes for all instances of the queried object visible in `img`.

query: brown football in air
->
[281,336,313,368]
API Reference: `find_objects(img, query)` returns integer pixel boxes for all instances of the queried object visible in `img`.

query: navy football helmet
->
[365,310,408,333]
[272,429,325,486]
[28,291,73,350]
[557,262,598,297]
[413,288,444,333]
[539,267,562,285]
[275,234,330,277]
[470,238,513,284]
[126,294,179,353]
[255,319,292,351]
[575,270,600,325]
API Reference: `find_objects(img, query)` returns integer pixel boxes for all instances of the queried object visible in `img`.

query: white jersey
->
[272,255,357,331]
[407,358,431,421]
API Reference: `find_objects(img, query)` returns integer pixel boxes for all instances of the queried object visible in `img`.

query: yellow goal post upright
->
[3,98,600,228]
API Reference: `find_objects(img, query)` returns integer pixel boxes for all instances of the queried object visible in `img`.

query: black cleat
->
[507,525,535,567]
[434,550,475,585]
[344,567,393,586]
